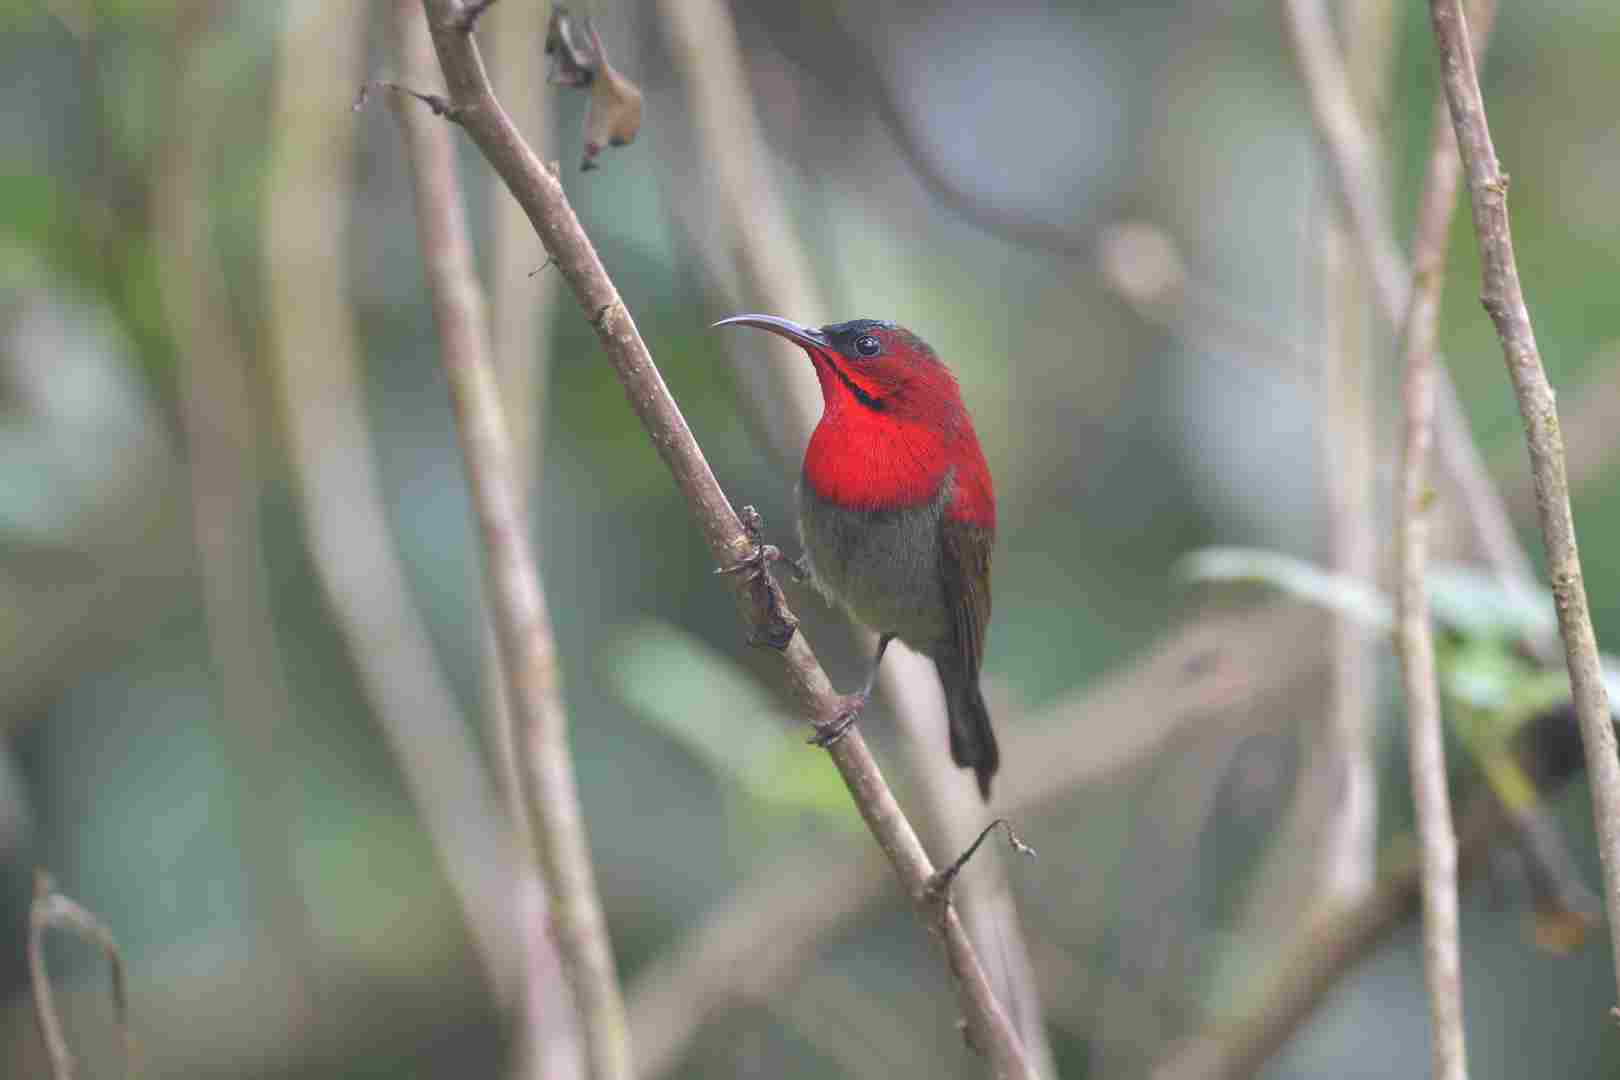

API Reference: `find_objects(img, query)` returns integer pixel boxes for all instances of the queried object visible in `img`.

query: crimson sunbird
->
[715,315,1000,799]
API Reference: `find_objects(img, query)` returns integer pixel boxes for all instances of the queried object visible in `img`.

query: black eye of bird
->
[854,335,881,357]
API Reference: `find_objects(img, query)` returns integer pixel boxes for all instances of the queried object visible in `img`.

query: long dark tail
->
[938,656,999,800]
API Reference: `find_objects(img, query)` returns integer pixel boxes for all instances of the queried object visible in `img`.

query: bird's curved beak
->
[711,313,830,351]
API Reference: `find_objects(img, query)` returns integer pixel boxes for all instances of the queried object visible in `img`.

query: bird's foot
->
[715,505,799,650]
[715,506,812,584]
[809,690,869,748]
[924,819,1036,902]
[714,540,785,578]
[714,504,782,576]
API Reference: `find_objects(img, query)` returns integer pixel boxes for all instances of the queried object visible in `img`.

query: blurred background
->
[4,0,1620,1076]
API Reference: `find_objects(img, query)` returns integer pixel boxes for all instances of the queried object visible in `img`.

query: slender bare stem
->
[480,3,580,1077]
[413,2,1035,1074]
[1318,0,1392,907]
[1311,210,1379,902]
[1394,85,1473,1080]
[1428,0,1620,1003]
[390,5,631,1079]
[1290,0,1394,908]
[1278,0,1532,593]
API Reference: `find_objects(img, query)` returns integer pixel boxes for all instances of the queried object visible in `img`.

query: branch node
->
[415,0,1039,1067]
[925,819,1036,902]
[355,80,462,122]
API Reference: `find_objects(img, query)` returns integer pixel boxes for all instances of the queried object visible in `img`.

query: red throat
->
[801,352,995,529]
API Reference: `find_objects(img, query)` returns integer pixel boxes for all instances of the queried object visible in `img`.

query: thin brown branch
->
[654,0,1054,1068]
[263,0,518,1002]
[1428,0,1620,1003]
[1170,6,1504,1073]
[481,0,580,1075]
[29,872,132,1080]
[630,603,1334,1077]
[1278,0,1532,595]
[414,2,1035,1074]
[1312,0,1392,907]
[392,4,631,1079]
[1297,59,1379,906]
[1394,84,1473,1080]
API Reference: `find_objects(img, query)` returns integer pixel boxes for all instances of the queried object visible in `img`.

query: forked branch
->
[412,1,1036,1075]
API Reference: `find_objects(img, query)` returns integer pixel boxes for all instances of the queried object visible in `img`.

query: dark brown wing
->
[939,515,993,678]
[939,513,998,796]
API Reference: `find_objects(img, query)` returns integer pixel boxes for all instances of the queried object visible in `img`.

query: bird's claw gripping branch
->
[714,505,799,650]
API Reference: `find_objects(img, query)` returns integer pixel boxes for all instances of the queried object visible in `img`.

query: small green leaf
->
[1176,547,1392,630]
[603,620,858,827]
[1178,550,1566,647]
[1426,564,1557,642]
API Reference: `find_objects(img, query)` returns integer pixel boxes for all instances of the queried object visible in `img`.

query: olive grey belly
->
[798,483,949,649]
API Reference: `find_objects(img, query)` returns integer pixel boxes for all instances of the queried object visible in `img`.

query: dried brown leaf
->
[545,4,597,87]
[545,7,642,171]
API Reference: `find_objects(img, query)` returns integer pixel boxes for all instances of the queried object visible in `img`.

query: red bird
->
[715,315,1000,798]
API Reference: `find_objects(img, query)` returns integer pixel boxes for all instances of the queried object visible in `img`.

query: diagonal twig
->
[1279,0,1534,596]
[388,3,632,1078]
[411,1,1036,1074]
[926,820,1036,901]
[1427,0,1620,1005]
[1156,5,1503,1075]
[1393,59,1476,1080]
[479,0,582,1074]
